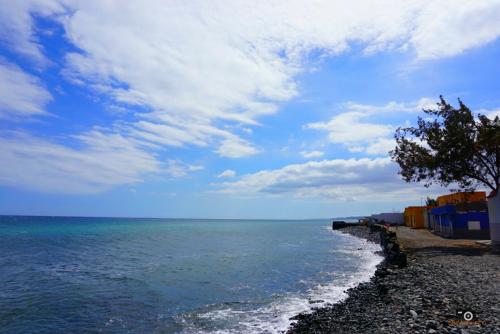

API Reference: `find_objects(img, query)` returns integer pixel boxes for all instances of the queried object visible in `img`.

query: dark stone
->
[287,225,500,333]
[331,220,363,230]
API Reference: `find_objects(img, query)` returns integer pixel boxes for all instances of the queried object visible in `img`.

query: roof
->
[437,192,486,206]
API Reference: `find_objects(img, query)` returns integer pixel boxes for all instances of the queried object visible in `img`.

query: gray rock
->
[287,226,500,334]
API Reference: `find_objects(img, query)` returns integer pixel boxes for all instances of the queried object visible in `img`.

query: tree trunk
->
[488,191,500,246]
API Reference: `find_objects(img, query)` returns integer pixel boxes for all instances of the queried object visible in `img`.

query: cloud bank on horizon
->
[1,0,499,216]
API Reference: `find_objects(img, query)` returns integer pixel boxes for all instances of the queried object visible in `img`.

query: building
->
[488,190,500,246]
[437,192,486,206]
[404,206,426,229]
[423,207,436,230]
[431,193,490,239]
[369,212,404,226]
[404,206,437,229]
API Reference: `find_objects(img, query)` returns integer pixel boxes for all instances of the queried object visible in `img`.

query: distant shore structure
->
[331,220,362,230]
[368,212,404,226]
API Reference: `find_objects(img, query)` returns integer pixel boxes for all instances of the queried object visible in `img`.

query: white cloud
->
[3,1,498,156]
[216,136,260,158]
[0,59,52,119]
[410,1,500,59]
[241,128,253,134]
[5,1,500,68]
[0,131,160,193]
[129,119,262,160]
[131,120,213,148]
[1,1,499,193]
[215,157,434,202]
[55,1,497,142]
[0,0,64,64]
[217,169,236,178]
[165,160,204,178]
[306,111,394,146]
[365,138,397,155]
[304,98,433,155]
[478,108,500,119]
[341,98,436,114]
[488,110,500,119]
[300,150,324,159]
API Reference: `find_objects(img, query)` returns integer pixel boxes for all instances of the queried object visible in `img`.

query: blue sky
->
[1,1,500,219]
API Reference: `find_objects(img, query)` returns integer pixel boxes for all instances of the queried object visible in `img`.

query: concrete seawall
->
[331,220,362,230]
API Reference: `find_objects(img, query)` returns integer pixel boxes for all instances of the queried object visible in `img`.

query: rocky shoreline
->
[287,225,500,334]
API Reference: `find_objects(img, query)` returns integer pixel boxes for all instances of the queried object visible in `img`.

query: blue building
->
[431,201,490,239]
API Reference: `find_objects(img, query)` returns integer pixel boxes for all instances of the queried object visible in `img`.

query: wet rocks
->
[380,229,407,268]
[334,225,381,244]
[287,226,500,334]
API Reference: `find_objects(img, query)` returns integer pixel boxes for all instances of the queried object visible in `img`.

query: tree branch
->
[475,152,498,182]
[464,172,496,191]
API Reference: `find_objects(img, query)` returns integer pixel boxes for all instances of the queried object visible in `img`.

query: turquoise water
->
[0,216,382,333]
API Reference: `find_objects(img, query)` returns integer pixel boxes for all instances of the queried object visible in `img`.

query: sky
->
[1,0,500,219]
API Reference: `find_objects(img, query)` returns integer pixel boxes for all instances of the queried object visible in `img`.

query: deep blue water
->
[0,216,382,333]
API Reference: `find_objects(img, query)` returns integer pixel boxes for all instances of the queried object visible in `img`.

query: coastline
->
[287,225,500,334]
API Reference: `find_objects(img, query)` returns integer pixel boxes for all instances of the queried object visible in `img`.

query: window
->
[467,221,481,230]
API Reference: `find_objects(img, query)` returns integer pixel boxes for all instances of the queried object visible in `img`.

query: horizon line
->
[0,214,368,221]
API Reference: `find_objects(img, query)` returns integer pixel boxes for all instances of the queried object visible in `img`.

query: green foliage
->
[391,96,500,192]
[425,197,438,206]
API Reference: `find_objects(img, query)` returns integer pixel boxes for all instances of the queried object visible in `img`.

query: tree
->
[390,96,499,193]
[425,197,438,207]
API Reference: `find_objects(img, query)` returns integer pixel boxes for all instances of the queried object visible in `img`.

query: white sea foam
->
[180,230,383,334]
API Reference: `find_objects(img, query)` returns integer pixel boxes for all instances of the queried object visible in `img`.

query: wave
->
[177,231,383,334]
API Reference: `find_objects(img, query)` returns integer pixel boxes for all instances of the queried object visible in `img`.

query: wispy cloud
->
[0,59,52,119]
[4,1,498,153]
[304,98,435,155]
[0,0,64,65]
[0,131,161,193]
[55,1,498,159]
[1,1,500,194]
[217,169,236,178]
[215,136,260,158]
[300,150,324,159]
[166,160,204,178]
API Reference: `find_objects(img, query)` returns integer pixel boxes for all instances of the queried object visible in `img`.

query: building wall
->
[404,206,426,229]
[437,192,486,206]
[432,207,455,237]
[403,208,411,227]
[451,211,490,239]
[425,208,436,230]
[488,192,500,246]
[423,208,430,228]
[431,203,490,239]
[371,212,404,225]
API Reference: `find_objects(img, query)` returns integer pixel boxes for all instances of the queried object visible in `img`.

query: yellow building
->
[437,192,486,206]
[404,206,427,229]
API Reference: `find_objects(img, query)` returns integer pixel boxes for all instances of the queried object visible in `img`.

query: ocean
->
[0,216,382,333]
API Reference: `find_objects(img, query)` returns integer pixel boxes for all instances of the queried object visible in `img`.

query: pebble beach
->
[288,225,500,334]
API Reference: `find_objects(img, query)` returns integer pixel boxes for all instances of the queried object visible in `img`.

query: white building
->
[369,212,404,225]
